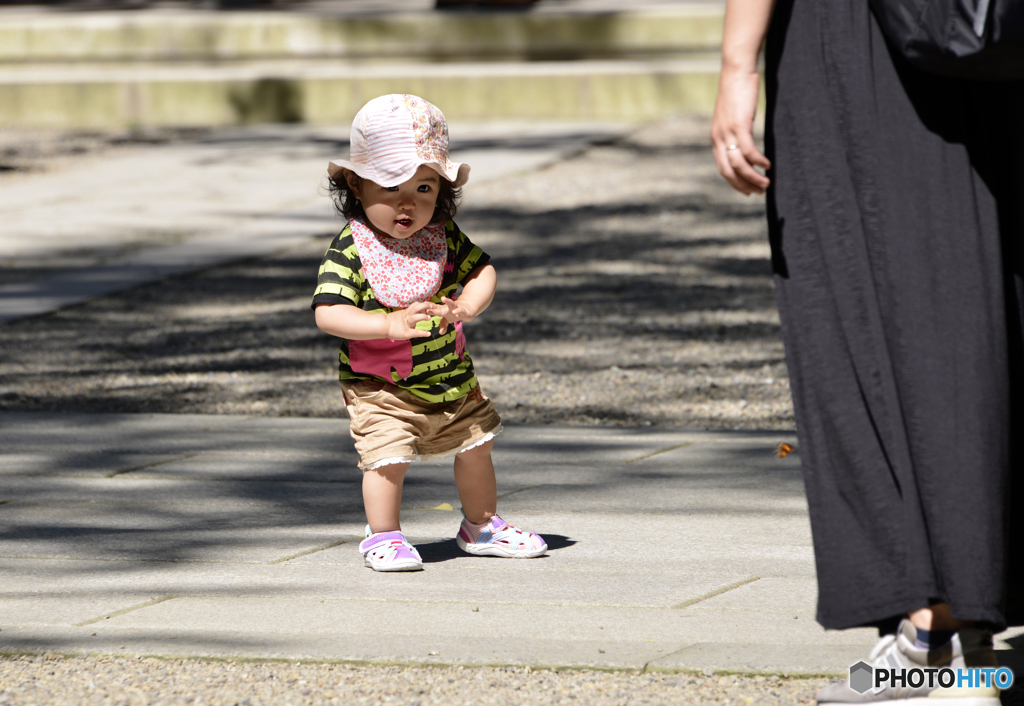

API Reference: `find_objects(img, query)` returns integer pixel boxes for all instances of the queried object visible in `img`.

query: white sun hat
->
[328,94,470,188]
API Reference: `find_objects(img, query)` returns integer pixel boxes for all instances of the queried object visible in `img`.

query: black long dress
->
[764,0,1024,631]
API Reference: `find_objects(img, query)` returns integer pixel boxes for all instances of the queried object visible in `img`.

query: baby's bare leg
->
[453,440,497,524]
[363,463,409,533]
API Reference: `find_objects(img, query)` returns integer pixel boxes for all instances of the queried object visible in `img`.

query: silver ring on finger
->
[726,144,739,151]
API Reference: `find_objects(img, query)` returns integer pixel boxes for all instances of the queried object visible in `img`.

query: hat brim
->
[328,159,470,188]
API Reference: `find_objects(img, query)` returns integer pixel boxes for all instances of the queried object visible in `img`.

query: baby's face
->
[347,165,441,240]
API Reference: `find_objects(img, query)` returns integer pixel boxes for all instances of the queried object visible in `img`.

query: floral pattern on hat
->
[328,94,469,188]
[350,218,448,310]
[402,94,451,174]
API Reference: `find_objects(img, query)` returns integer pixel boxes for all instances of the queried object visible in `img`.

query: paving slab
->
[0,411,883,675]
[0,452,187,478]
[5,412,1024,676]
[648,644,872,675]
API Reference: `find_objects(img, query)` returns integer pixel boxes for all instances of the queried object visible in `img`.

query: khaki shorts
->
[341,379,503,470]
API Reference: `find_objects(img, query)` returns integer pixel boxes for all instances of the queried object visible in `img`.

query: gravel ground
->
[0,116,791,430]
[0,654,827,705]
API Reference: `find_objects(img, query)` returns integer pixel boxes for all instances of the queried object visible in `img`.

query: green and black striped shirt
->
[311,220,491,403]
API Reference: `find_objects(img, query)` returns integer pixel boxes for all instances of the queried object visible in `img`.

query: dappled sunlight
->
[0,115,786,431]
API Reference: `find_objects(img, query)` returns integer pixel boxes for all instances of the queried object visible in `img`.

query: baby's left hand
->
[430,296,478,335]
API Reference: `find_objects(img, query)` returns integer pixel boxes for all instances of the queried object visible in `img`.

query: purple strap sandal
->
[359,530,423,572]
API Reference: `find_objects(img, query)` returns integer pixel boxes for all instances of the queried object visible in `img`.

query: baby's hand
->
[429,296,478,335]
[385,302,433,340]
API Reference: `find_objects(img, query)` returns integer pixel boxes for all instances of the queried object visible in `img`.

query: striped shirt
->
[312,220,491,403]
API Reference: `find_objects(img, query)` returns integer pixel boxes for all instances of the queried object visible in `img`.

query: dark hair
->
[328,170,461,226]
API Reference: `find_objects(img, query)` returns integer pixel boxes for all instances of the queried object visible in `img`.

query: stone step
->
[0,57,721,128]
[0,5,723,63]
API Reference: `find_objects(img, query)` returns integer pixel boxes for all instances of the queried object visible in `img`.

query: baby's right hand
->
[384,302,433,340]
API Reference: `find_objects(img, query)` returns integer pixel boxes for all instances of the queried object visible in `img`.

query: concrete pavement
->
[6,412,1024,684]
[1,410,886,674]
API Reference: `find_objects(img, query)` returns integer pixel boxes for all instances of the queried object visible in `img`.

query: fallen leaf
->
[774,442,795,458]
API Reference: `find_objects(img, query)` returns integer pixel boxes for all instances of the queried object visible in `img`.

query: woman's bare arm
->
[711,0,777,196]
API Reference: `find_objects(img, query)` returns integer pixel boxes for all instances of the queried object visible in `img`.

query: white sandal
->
[456,516,547,558]
[359,529,423,572]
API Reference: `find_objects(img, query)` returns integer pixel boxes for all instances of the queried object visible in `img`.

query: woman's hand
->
[712,67,771,196]
[711,0,777,196]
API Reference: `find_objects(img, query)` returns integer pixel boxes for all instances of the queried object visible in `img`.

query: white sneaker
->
[817,619,1000,705]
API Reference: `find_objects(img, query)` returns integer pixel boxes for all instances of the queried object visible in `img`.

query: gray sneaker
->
[817,619,1000,704]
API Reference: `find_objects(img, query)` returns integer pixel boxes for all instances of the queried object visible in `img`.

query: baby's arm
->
[430,263,497,335]
[315,302,433,340]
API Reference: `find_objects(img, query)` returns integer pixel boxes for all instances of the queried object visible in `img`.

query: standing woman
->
[711,0,1024,702]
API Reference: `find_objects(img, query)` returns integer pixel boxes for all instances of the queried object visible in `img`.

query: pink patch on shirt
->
[454,321,466,360]
[348,338,414,380]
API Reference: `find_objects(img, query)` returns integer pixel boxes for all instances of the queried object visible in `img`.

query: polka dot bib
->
[350,218,447,310]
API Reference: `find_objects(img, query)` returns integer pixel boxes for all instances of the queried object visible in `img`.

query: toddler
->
[312,94,546,572]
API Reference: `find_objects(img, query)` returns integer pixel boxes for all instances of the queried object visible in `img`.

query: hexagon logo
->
[849,661,873,694]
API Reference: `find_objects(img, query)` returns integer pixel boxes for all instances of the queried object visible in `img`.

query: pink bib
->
[350,218,447,309]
